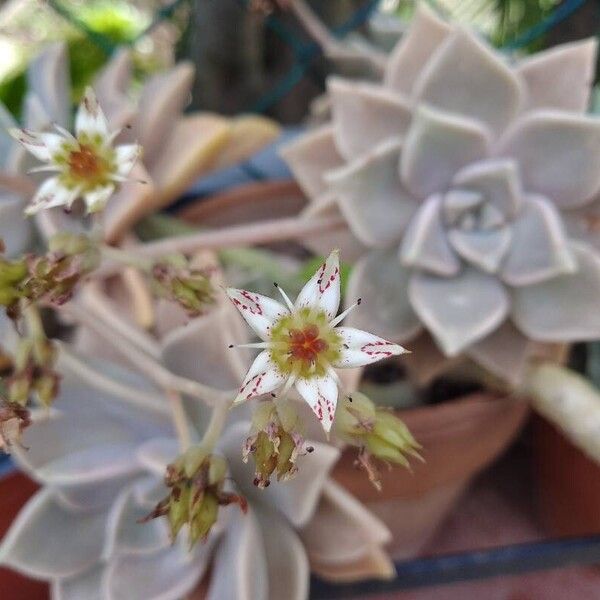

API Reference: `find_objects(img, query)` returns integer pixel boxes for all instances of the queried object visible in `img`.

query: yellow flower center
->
[68,144,103,180]
[269,308,342,379]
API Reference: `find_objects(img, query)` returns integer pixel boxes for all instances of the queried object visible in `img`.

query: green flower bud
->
[334,392,421,490]
[0,400,31,453]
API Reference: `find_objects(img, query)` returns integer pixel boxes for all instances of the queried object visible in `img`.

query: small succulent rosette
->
[0,306,393,600]
[282,4,600,384]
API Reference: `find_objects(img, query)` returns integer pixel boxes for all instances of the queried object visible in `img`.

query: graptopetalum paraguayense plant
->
[280,3,600,459]
[0,55,416,599]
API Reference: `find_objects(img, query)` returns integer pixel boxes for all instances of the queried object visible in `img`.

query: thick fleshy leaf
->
[466,320,532,386]
[220,421,339,527]
[295,250,341,320]
[255,508,309,600]
[401,105,489,199]
[295,374,338,432]
[334,327,407,368]
[384,3,451,95]
[104,483,170,557]
[448,226,511,273]
[517,38,598,113]
[327,139,419,247]
[0,193,33,256]
[452,159,523,218]
[236,351,286,404]
[501,195,576,286]
[496,111,600,208]
[0,101,19,168]
[300,480,390,565]
[104,540,211,600]
[302,195,367,262]
[328,77,412,160]
[409,267,510,356]
[511,242,600,342]
[346,248,422,341]
[442,189,483,225]
[207,509,267,600]
[413,28,524,137]
[400,195,461,276]
[25,176,79,214]
[226,288,289,341]
[26,42,70,128]
[75,87,109,139]
[53,565,104,600]
[136,438,179,477]
[93,48,134,130]
[133,63,195,168]
[280,125,345,199]
[0,489,106,579]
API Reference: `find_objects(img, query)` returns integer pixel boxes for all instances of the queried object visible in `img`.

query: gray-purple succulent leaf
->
[281,2,600,384]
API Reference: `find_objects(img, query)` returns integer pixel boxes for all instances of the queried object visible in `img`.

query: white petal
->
[115,144,141,177]
[0,489,106,579]
[401,105,489,199]
[347,248,422,342]
[226,288,289,341]
[452,159,523,219]
[384,3,451,95]
[280,125,345,198]
[326,139,419,248]
[511,242,600,342]
[294,250,341,320]
[496,110,600,209]
[206,509,268,600]
[83,184,115,213]
[26,177,79,214]
[409,268,510,356]
[400,194,460,276]
[333,327,407,368]
[328,77,412,161]
[517,38,598,113]
[53,565,104,600]
[27,42,70,128]
[9,128,64,162]
[75,87,109,139]
[501,194,576,286]
[413,28,524,137]
[104,541,211,600]
[295,374,338,432]
[236,350,286,403]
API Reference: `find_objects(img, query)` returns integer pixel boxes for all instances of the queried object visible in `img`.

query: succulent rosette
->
[282,4,600,384]
[0,306,393,599]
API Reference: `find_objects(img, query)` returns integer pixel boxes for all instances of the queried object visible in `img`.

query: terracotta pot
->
[179,183,531,559]
[0,471,48,599]
[533,415,600,537]
[333,393,529,558]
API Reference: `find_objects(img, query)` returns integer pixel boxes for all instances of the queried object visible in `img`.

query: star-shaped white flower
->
[227,250,408,432]
[10,87,141,215]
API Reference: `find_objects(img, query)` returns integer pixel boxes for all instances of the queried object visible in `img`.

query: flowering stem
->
[100,245,154,273]
[56,342,170,416]
[55,301,231,407]
[166,389,193,451]
[201,401,232,451]
[95,214,346,278]
[521,361,600,463]
[23,303,45,340]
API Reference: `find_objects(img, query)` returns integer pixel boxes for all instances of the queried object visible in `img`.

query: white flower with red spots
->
[227,250,408,432]
[10,87,140,215]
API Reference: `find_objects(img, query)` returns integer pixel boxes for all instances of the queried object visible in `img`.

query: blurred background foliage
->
[0,0,597,121]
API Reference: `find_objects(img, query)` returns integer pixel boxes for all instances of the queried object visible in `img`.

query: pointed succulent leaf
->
[448,227,511,274]
[52,565,104,600]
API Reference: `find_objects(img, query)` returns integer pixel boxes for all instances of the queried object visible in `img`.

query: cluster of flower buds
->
[0,399,31,453]
[151,256,215,316]
[7,335,60,408]
[141,446,247,547]
[0,246,29,319]
[243,398,313,488]
[23,233,100,307]
[334,392,422,490]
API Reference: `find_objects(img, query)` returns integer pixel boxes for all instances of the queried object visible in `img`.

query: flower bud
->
[0,255,28,314]
[243,399,312,488]
[141,446,247,548]
[151,258,214,316]
[0,400,31,453]
[334,392,421,490]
